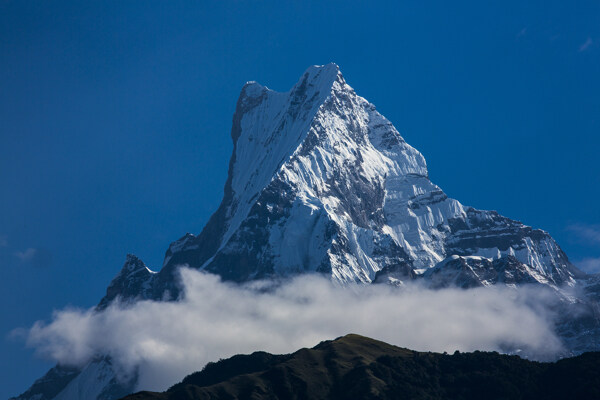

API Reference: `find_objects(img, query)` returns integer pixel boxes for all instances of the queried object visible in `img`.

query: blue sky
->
[1,1,599,397]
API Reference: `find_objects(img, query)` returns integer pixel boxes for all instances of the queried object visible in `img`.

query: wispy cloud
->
[14,247,52,267]
[567,223,600,245]
[0,235,7,247]
[574,257,600,274]
[516,27,527,38]
[20,268,563,393]
[15,248,38,262]
[579,37,593,52]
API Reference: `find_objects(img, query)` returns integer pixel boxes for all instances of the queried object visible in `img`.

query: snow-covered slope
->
[15,64,598,400]
[10,358,134,400]
[52,358,135,400]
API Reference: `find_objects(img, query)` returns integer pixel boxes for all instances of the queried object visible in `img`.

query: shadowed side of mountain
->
[121,334,600,400]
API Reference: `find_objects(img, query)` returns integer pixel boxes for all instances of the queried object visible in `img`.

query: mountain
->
[121,334,600,400]
[103,63,581,304]
[13,64,600,400]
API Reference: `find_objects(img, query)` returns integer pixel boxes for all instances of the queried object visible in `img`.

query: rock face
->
[14,64,600,400]
[98,254,157,309]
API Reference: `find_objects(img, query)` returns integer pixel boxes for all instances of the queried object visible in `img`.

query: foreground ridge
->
[122,334,600,400]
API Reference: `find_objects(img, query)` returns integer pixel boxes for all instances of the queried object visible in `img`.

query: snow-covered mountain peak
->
[98,254,155,309]
[298,62,342,90]
[239,63,341,104]
[146,64,579,288]
[221,64,350,257]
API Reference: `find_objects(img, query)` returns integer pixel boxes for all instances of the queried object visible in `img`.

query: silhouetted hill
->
[122,334,600,400]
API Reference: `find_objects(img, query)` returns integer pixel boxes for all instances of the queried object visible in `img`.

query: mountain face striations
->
[13,64,600,400]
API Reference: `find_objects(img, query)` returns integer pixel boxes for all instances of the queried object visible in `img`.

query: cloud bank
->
[23,268,563,392]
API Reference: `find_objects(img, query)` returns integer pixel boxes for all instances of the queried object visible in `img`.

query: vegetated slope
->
[122,334,600,400]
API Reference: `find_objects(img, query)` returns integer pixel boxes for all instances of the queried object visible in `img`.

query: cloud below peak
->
[20,268,564,393]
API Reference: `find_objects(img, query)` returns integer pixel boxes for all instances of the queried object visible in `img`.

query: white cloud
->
[22,268,563,392]
[579,37,593,52]
[567,223,600,245]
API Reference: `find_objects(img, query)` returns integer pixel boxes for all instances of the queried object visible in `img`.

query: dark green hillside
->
[123,334,600,400]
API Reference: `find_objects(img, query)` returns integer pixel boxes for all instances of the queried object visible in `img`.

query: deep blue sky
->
[1,1,599,397]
